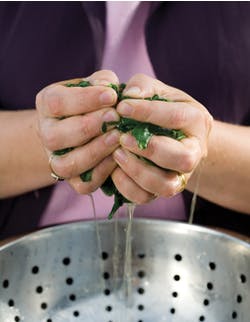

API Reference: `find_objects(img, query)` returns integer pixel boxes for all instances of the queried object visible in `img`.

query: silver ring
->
[49,155,65,182]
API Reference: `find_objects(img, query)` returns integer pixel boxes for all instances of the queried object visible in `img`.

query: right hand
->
[36,70,121,194]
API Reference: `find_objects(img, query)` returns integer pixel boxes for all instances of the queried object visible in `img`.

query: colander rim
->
[0,218,249,252]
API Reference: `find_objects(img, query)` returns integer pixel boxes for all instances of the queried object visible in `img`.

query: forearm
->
[0,110,54,198]
[187,120,250,214]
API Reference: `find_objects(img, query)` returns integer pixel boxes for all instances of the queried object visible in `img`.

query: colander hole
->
[199,316,205,321]
[104,289,111,296]
[36,286,43,293]
[73,310,80,317]
[69,294,76,301]
[103,272,110,280]
[209,262,216,270]
[106,305,112,312]
[102,252,109,260]
[236,295,242,303]
[138,320,143,322]
[207,282,213,290]
[240,274,247,283]
[137,287,145,294]
[2,279,9,288]
[137,270,145,278]
[41,302,47,310]
[170,308,175,314]
[232,311,237,319]
[8,299,15,307]
[62,257,71,266]
[138,253,145,259]
[14,316,20,321]
[203,299,209,306]
[138,304,144,311]
[174,275,180,281]
[174,254,182,261]
[172,292,178,298]
[66,277,74,285]
[31,266,39,274]
[47,319,52,322]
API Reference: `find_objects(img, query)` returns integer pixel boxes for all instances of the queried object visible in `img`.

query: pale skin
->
[1,70,250,215]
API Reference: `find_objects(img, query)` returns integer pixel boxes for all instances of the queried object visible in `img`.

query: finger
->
[36,85,117,118]
[123,73,193,101]
[113,148,187,197]
[120,133,202,174]
[40,107,120,152]
[120,73,213,142]
[86,69,119,86]
[117,99,210,141]
[55,70,119,87]
[68,155,117,195]
[36,70,119,118]
[49,129,120,179]
[111,167,154,204]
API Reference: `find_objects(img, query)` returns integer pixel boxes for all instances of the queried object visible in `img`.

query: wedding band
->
[49,155,65,182]
[177,173,187,193]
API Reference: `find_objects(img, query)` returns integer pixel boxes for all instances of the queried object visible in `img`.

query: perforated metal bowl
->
[0,219,249,322]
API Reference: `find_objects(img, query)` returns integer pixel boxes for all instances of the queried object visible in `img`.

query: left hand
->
[111,73,213,204]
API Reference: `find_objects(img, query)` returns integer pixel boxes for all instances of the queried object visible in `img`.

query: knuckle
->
[179,148,198,173]
[53,157,75,178]
[141,102,155,122]
[43,129,58,151]
[44,87,62,116]
[135,193,151,205]
[168,108,187,128]
[79,116,93,139]
[161,177,177,198]
[76,89,89,107]
[87,145,100,166]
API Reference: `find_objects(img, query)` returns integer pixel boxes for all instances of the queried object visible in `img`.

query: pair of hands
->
[36,70,213,204]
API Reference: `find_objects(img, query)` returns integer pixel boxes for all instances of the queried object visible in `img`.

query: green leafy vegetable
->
[53,147,74,156]
[80,169,93,182]
[66,80,91,88]
[62,81,186,219]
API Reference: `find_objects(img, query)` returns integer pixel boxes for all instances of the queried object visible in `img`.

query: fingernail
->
[102,110,119,122]
[99,90,115,105]
[114,148,128,163]
[118,103,133,116]
[104,130,120,146]
[123,86,142,97]
[120,134,135,147]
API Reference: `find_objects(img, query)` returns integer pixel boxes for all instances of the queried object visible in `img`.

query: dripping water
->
[123,203,135,302]
[189,160,203,224]
[88,194,105,291]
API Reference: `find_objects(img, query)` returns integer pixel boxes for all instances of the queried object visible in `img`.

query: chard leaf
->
[131,124,153,150]
[53,147,74,156]
[80,169,93,182]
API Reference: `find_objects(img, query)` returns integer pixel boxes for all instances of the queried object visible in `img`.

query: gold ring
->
[49,155,65,182]
[177,173,187,193]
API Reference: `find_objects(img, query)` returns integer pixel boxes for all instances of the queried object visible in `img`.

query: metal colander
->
[0,219,249,322]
